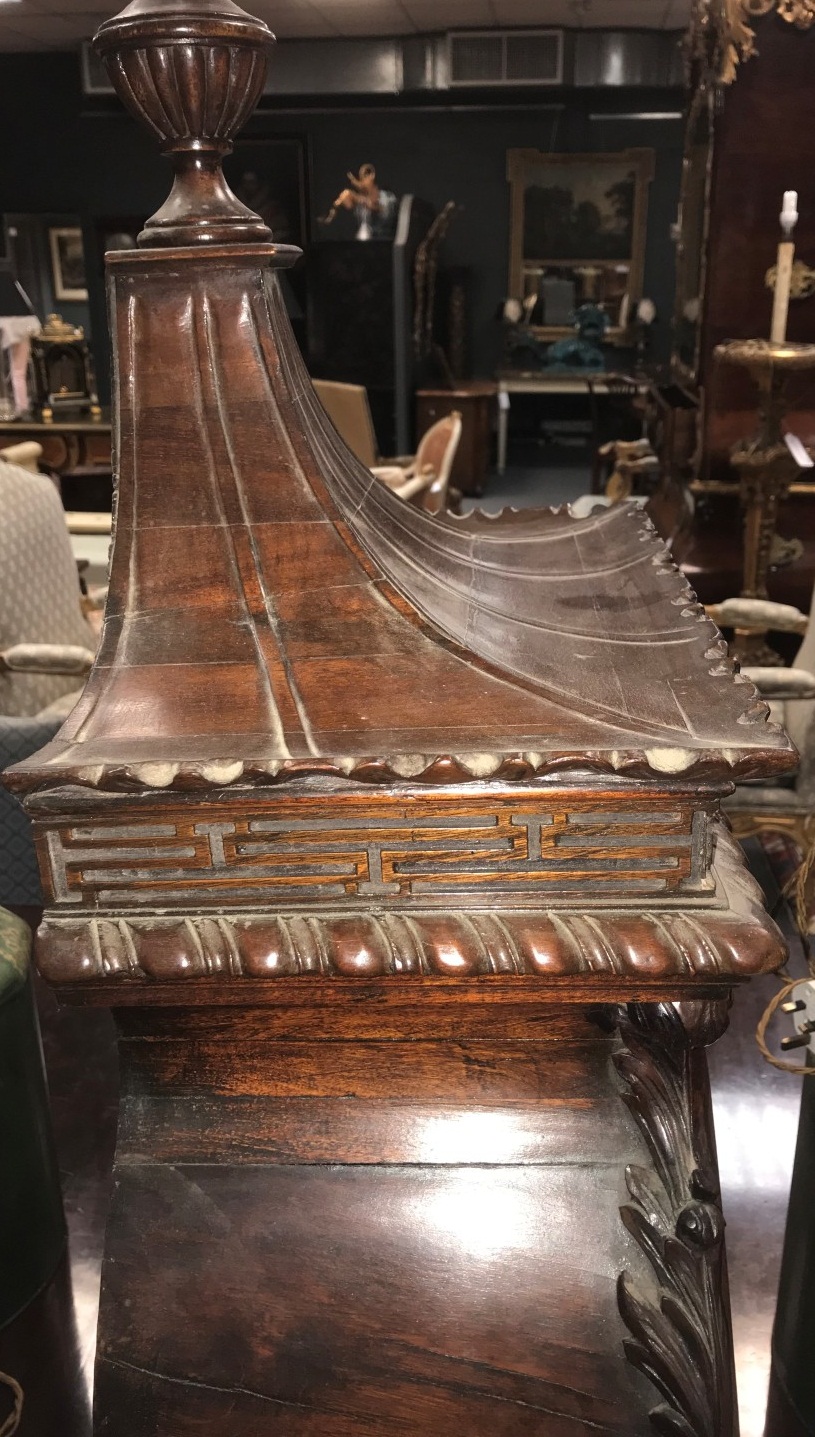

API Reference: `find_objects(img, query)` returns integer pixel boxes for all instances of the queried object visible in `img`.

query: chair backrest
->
[312,380,379,468]
[0,459,95,718]
[413,412,463,513]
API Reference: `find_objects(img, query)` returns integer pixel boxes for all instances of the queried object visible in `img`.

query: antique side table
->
[0,412,111,476]
[3,3,796,1434]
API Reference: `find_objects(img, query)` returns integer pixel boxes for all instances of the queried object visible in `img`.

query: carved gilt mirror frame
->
[507,147,654,344]
[689,0,815,85]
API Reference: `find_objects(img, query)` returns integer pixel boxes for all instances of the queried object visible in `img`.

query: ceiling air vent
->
[448,29,563,87]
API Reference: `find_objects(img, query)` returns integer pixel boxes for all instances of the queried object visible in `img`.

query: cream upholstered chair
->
[312,381,461,514]
[312,379,379,468]
[0,455,96,904]
[372,411,463,514]
[706,592,815,839]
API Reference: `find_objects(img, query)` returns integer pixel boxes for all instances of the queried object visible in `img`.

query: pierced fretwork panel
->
[39,794,713,911]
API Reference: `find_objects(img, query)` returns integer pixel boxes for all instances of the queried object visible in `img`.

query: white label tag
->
[498,390,511,411]
[784,432,814,468]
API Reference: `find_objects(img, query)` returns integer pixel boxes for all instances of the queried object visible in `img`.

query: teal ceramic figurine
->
[546,302,609,370]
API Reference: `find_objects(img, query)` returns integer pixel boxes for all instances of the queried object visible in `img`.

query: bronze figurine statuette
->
[2,0,795,1432]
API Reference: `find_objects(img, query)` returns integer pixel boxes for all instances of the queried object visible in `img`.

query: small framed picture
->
[49,226,88,302]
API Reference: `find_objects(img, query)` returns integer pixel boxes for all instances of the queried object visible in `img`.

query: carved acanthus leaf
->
[614,1004,737,1437]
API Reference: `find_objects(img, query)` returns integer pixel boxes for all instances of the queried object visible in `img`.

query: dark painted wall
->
[0,52,684,402]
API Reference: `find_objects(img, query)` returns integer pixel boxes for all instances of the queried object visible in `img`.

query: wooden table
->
[3,7,795,1435]
[496,371,647,474]
[0,412,111,475]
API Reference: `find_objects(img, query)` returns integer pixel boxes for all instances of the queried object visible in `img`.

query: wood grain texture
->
[92,1004,661,1435]
[95,1165,657,1436]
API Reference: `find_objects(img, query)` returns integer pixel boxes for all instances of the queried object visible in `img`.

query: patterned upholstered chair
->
[0,457,96,905]
[706,591,815,846]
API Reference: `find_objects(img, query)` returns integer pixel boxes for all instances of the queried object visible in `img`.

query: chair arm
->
[63,511,113,535]
[0,441,43,473]
[393,472,435,501]
[371,464,415,488]
[740,665,815,699]
[707,597,809,634]
[0,643,94,676]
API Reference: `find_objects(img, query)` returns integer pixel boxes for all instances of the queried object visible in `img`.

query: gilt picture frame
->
[507,148,654,341]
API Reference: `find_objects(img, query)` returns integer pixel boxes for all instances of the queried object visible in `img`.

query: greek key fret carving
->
[34,827,784,985]
[42,804,708,910]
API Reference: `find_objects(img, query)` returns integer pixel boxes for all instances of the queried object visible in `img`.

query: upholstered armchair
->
[372,411,463,512]
[0,456,96,905]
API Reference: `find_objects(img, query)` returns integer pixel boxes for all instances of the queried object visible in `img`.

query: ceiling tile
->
[269,14,337,35]
[663,0,691,25]
[0,25,50,48]
[404,0,497,23]
[310,0,414,34]
[0,0,690,53]
[493,0,573,21]
[565,0,678,24]
[0,12,75,35]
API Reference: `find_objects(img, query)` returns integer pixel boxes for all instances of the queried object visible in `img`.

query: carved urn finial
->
[94,0,275,247]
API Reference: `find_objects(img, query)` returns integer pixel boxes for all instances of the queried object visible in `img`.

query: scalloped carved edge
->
[6,740,794,797]
[614,1002,737,1437]
[34,826,785,985]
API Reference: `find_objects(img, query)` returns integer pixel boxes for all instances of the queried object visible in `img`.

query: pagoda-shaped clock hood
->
[6,0,794,797]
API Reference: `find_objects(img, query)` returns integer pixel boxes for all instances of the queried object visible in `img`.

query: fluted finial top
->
[94,0,276,248]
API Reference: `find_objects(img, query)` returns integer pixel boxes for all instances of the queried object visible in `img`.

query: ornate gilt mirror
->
[507,147,654,342]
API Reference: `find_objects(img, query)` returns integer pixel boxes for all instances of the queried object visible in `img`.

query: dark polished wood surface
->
[36,914,804,1437]
[0,1,794,1432]
[96,1002,656,1434]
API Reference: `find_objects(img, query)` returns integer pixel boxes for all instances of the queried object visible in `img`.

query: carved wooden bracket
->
[614,1003,738,1437]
